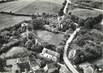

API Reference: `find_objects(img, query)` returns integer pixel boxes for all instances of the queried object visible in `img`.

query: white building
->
[39,48,60,62]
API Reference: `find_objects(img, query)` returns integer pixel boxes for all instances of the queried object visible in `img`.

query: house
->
[39,48,60,62]
[6,57,30,73]
[79,62,94,73]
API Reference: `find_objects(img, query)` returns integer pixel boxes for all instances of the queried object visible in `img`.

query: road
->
[63,28,80,73]
[63,0,72,14]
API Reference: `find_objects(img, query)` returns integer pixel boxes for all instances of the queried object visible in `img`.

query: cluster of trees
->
[69,13,103,29]
[0,18,55,55]
[70,44,102,64]
[32,18,49,30]
[61,12,103,30]
[61,19,77,31]
[18,30,45,53]
[83,14,103,29]
[70,27,103,64]
[73,28,103,48]
[70,14,84,26]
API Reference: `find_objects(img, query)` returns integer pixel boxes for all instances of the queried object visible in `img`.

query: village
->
[0,0,103,73]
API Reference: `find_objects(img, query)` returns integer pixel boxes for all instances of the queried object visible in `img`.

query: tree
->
[70,44,102,64]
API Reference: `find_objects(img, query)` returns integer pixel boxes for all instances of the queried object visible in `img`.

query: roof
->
[39,48,60,62]
[42,48,60,58]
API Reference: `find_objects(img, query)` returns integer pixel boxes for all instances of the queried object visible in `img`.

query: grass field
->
[0,14,30,30]
[16,1,62,15]
[71,8,102,19]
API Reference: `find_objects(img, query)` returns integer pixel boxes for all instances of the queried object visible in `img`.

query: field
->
[16,1,62,15]
[0,14,30,30]
[71,8,102,19]
[0,0,62,29]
